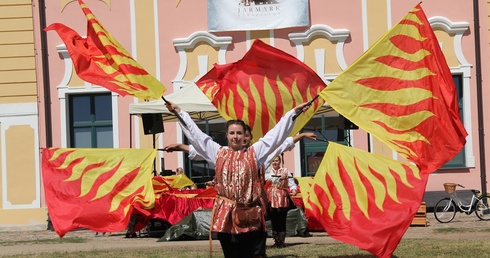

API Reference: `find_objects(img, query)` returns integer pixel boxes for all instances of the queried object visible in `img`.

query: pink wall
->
[41,0,490,193]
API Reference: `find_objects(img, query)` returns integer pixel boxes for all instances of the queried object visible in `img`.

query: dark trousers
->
[218,231,261,258]
[269,207,288,232]
[254,231,267,257]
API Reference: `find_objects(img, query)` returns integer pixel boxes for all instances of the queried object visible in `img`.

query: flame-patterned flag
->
[45,0,165,100]
[295,176,324,230]
[196,39,326,139]
[295,176,315,212]
[319,4,467,173]
[42,148,156,237]
[152,174,196,194]
[152,176,173,195]
[309,142,428,258]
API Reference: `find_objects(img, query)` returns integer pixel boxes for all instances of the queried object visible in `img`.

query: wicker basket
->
[443,183,457,193]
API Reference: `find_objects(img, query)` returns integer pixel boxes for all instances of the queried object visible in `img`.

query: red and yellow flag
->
[152,176,173,195]
[309,142,428,258]
[42,148,156,237]
[45,0,165,100]
[152,174,196,194]
[319,4,467,173]
[196,39,326,139]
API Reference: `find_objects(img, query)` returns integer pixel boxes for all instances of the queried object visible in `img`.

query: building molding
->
[288,24,350,70]
[56,43,120,148]
[172,31,232,89]
[451,65,475,167]
[429,16,470,66]
[1,103,40,209]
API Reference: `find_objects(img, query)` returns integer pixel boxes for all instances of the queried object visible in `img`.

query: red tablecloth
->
[132,189,324,233]
[151,189,215,225]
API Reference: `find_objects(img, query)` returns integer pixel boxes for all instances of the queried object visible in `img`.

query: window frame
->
[68,93,114,148]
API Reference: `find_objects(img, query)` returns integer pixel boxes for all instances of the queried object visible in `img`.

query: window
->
[300,115,351,177]
[68,93,113,148]
[443,74,465,168]
[182,121,225,185]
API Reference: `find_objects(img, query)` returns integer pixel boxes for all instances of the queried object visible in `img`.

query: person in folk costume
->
[165,101,309,258]
[164,126,316,258]
[265,154,298,248]
[162,124,254,188]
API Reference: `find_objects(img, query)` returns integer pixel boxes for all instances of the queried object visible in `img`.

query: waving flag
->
[309,142,428,258]
[196,39,326,139]
[45,0,165,100]
[152,174,196,194]
[152,176,173,195]
[319,4,467,173]
[42,148,156,237]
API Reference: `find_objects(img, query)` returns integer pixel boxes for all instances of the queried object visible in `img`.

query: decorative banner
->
[319,4,467,174]
[46,0,165,100]
[208,0,309,32]
[42,148,156,237]
[196,39,326,140]
[308,142,427,258]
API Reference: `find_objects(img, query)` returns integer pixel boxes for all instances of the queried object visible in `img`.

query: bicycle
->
[433,183,490,223]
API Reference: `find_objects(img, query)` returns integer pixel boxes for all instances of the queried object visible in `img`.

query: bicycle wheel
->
[475,196,490,221]
[434,198,456,223]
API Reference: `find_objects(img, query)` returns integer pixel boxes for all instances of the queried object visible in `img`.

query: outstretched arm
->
[165,101,219,165]
[263,131,318,168]
[163,143,206,162]
[254,102,310,166]
[293,132,317,143]
[163,143,190,153]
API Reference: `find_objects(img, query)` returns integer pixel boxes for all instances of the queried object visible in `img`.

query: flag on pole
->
[196,39,326,139]
[319,4,467,173]
[45,0,165,100]
[308,142,427,258]
[42,148,156,237]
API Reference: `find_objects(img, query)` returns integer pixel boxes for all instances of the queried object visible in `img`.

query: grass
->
[0,237,86,246]
[3,238,490,258]
[434,226,490,233]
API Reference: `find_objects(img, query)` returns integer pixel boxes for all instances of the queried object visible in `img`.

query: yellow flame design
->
[321,9,440,162]
[311,143,420,220]
[50,148,156,213]
[205,75,323,139]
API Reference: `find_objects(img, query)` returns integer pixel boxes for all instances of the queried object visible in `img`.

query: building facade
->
[1,0,489,228]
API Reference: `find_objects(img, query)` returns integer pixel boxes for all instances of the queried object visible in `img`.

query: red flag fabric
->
[309,142,428,258]
[196,39,326,139]
[319,4,467,173]
[42,148,156,237]
[193,187,218,198]
[44,0,165,100]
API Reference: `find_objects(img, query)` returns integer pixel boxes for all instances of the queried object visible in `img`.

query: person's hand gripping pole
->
[162,96,187,127]
[292,95,319,121]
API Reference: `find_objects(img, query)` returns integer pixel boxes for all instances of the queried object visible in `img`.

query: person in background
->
[265,154,298,248]
[165,100,308,258]
[175,167,184,175]
[173,166,197,190]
